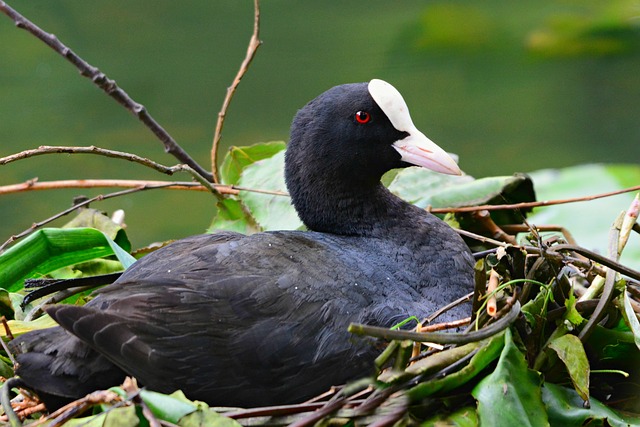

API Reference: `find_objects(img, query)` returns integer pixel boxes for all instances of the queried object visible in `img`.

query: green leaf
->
[548,334,590,401]
[587,324,639,365]
[5,313,58,337]
[238,150,303,231]
[620,290,640,351]
[178,404,242,427]
[421,405,478,427]
[387,166,474,207]
[389,170,536,224]
[207,198,261,234]
[542,382,640,427]
[139,389,198,423]
[219,141,286,185]
[63,208,131,253]
[563,291,585,327]
[0,228,135,292]
[58,404,140,427]
[179,411,242,427]
[406,332,505,401]
[472,328,548,427]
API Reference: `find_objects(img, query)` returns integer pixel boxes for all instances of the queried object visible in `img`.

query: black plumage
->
[10,80,475,410]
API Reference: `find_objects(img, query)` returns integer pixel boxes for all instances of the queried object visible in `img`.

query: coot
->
[10,79,475,409]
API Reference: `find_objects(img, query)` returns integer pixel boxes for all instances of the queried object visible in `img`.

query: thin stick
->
[486,269,500,317]
[0,179,237,196]
[0,1,213,182]
[1,145,183,176]
[0,184,176,252]
[430,184,640,213]
[211,0,262,183]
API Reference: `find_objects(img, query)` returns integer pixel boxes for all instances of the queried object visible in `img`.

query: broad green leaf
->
[543,382,640,427]
[57,404,140,427]
[207,198,261,234]
[473,328,548,427]
[0,289,36,321]
[389,170,536,224]
[528,164,640,268]
[548,334,590,401]
[422,405,478,427]
[387,166,474,207]
[5,313,57,337]
[0,228,135,292]
[620,290,640,351]
[50,258,127,280]
[587,324,639,365]
[406,332,505,401]
[179,406,242,427]
[219,141,286,185]
[139,389,198,423]
[63,208,131,253]
[238,150,303,231]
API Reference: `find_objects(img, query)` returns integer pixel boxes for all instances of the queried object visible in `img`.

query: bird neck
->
[289,178,424,237]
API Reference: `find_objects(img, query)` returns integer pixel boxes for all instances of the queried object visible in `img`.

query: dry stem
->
[211,0,262,183]
[0,183,180,252]
[431,184,640,213]
[0,1,213,182]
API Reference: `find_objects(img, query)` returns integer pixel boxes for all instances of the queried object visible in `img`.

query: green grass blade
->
[0,228,135,292]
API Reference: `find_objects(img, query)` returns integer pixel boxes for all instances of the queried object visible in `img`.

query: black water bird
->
[10,79,475,409]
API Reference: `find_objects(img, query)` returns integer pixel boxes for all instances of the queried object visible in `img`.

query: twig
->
[0,183,176,252]
[578,213,623,341]
[423,292,473,324]
[0,179,235,196]
[418,317,471,332]
[349,301,520,345]
[0,378,23,427]
[0,316,14,341]
[456,228,510,248]
[0,1,213,182]
[211,0,262,183]
[486,269,500,317]
[287,397,348,427]
[0,179,293,197]
[1,146,180,174]
[545,244,640,282]
[430,184,640,213]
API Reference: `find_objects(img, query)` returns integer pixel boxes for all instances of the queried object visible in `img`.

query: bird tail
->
[8,326,126,411]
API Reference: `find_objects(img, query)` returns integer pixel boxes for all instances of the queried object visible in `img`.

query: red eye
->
[355,111,371,124]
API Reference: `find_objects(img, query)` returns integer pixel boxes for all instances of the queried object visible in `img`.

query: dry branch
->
[0,0,213,182]
[0,179,293,197]
[1,145,183,175]
[211,0,262,183]
[431,184,640,213]
[0,183,185,252]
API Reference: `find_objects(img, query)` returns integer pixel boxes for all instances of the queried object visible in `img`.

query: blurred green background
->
[1,0,640,248]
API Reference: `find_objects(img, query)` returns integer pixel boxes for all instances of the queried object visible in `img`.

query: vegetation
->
[0,1,639,426]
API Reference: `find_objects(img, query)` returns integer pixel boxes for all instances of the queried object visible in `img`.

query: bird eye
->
[355,111,371,124]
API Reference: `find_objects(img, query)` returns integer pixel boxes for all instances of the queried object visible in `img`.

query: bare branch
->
[210,0,262,183]
[0,184,174,252]
[0,178,292,197]
[430,184,640,214]
[0,179,237,196]
[1,145,183,175]
[0,1,213,182]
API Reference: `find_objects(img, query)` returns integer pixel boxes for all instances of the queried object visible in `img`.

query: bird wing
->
[46,232,378,406]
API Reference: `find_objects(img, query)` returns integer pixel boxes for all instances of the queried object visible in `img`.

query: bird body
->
[10,80,474,409]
